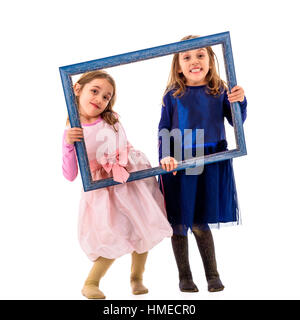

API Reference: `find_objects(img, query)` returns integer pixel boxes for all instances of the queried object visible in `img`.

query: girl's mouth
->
[90,102,100,109]
[190,68,202,73]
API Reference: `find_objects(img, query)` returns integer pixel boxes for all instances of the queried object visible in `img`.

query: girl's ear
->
[73,83,82,96]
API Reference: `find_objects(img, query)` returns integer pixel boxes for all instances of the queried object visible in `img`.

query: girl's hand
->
[227,85,245,103]
[160,156,178,176]
[65,127,84,145]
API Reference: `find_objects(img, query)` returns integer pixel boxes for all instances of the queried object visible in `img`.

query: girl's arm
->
[158,92,173,162]
[223,92,247,126]
[62,130,78,181]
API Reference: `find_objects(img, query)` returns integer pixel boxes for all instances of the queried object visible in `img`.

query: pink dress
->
[62,117,172,261]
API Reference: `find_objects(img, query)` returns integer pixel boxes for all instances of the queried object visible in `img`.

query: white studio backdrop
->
[0,0,300,300]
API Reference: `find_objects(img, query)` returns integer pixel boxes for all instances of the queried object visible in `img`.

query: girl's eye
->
[183,56,190,60]
[91,89,98,94]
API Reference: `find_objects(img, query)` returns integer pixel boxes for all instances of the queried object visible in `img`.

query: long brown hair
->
[67,70,119,129]
[163,35,227,101]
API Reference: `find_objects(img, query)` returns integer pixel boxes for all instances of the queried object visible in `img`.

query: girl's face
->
[74,78,114,120]
[178,48,210,86]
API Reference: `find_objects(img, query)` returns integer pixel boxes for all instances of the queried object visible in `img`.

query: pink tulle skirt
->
[78,148,173,261]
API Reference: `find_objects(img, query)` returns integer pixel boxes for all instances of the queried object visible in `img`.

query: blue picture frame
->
[60,31,247,192]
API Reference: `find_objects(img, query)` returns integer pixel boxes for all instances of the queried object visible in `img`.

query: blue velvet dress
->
[158,85,247,235]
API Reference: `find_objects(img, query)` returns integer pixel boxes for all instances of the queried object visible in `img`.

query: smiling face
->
[178,48,210,86]
[74,78,114,122]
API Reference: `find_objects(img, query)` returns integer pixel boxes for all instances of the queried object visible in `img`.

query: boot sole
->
[208,286,225,292]
[132,289,149,295]
[180,288,199,293]
[81,289,106,299]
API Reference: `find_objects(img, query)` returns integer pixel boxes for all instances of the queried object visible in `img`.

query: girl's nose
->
[95,97,102,105]
[191,57,199,64]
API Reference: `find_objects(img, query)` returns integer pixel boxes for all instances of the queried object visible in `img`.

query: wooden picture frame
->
[60,31,247,192]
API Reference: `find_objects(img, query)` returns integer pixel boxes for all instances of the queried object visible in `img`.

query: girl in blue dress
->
[159,35,247,292]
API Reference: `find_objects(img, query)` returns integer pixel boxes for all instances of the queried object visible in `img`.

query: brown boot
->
[192,227,224,292]
[81,256,114,299]
[130,251,149,295]
[171,234,198,292]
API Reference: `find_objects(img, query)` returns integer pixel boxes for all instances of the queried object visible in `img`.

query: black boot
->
[171,234,198,292]
[192,228,224,292]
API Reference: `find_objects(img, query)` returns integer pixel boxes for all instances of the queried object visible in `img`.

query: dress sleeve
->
[62,130,78,181]
[223,94,247,126]
[158,92,173,162]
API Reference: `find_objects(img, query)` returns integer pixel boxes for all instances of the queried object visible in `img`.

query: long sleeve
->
[62,130,78,181]
[158,92,173,162]
[223,95,247,126]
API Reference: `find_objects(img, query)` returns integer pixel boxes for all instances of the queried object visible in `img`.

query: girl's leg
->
[82,256,115,299]
[192,227,224,292]
[171,234,198,292]
[130,251,149,295]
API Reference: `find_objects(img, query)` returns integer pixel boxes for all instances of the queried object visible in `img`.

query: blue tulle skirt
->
[159,140,240,236]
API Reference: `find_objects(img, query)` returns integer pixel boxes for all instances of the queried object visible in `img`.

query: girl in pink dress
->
[62,70,172,299]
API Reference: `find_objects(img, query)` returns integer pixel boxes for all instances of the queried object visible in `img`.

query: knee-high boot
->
[130,251,149,295]
[81,256,115,299]
[192,228,224,292]
[171,234,198,292]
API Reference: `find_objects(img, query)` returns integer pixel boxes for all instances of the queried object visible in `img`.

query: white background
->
[0,0,299,300]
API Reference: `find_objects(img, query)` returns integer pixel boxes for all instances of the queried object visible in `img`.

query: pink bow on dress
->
[100,160,130,183]
[90,148,130,184]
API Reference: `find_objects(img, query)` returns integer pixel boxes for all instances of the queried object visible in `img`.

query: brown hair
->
[163,35,227,102]
[67,70,119,129]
